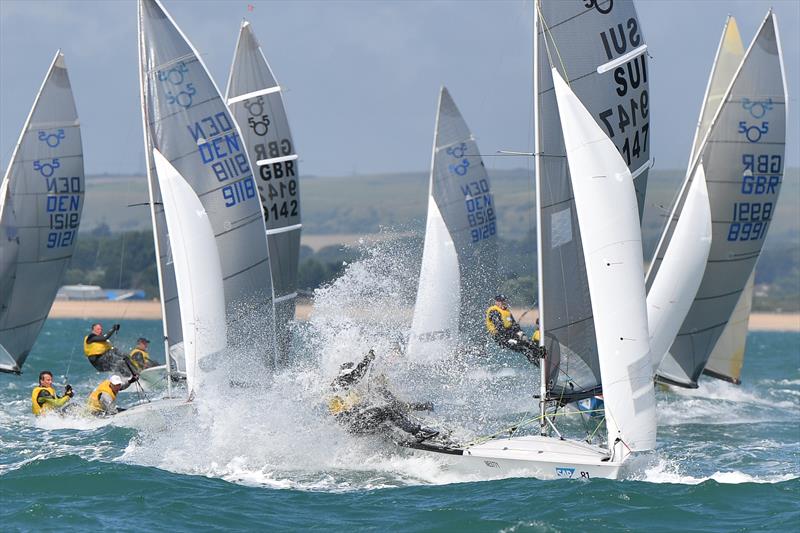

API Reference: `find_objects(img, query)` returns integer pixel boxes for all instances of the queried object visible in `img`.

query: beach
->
[49,300,800,332]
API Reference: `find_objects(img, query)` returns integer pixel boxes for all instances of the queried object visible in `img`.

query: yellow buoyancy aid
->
[129,348,150,371]
[84,335,112,358]
[88,380,117,413]
[485,305,514,335]
[533,329,541,343]
[31,386,57,415]
[328,390,362,415]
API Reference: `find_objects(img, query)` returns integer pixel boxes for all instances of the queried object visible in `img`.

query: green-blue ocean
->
[2,309,798,531]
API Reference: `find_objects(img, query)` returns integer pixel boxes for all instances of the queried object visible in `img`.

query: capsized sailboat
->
[226,20,300,365]
[0,51,85,374]
[137,0,276,388]
[647,11,787,388]
[406,87,498,359]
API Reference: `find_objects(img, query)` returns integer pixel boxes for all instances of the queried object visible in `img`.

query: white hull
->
[110,397,194,429]
[432,436,623,481]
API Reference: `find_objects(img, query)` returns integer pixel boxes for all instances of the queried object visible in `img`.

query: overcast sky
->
[1,0,798,177]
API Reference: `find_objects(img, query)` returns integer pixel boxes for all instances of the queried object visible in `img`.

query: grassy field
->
[82,167,799,257]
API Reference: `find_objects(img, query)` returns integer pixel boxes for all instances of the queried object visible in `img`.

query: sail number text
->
[41,167,81,248]
[189,113,257,208]
[727,154,782,242]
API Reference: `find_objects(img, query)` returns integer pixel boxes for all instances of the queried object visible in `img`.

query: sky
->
[1,0,798,178]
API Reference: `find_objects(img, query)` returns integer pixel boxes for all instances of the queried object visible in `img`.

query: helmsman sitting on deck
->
[328,349,438,442]
[31,370,74,416]
[83,322,132,375]
[485,294,541,365]
[128,337,160,372]
[87,374,138,416]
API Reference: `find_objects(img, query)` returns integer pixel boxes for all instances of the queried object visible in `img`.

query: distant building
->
[57,285,145,301]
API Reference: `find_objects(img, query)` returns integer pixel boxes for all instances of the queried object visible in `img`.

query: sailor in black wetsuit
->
[83,322,132,375]
[327,350,438,441]
[485,295,541,365]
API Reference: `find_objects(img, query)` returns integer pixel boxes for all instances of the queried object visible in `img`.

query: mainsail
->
[138,0,276,371]
[0,51,84,374]
[552,70,655,451]
[653,12,787,387]
[226,20,300,364]
[152,149,227,393]
[407,87,498,357]
[535,0,650,394]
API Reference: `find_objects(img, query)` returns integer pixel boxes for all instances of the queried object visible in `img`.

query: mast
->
[137,0,172,397]
[533,0,547,436]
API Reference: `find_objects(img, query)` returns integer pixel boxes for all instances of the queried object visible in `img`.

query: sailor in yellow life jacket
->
[31,370,74,416]
[87,374,137,416]
[485,294,541,365]
[128,337,160,372]
[328,350,437,441]
[83,322,132,375]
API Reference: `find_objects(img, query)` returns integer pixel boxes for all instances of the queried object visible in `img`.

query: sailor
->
[83,322,132,375]
[87,374,138,416]
[31,370,74,416]
[485,294,541,364]
[328,350,438,441]
[128,337,159,372]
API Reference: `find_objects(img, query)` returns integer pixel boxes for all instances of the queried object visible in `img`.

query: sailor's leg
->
[384,407,422,435]
[89,353,113,372]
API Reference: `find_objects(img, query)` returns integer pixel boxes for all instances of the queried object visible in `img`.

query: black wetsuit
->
[85,329,132,375]
[487,310,541,365]
[332,352,431,437]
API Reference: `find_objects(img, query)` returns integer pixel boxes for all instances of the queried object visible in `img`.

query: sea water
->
[1,247,798,530]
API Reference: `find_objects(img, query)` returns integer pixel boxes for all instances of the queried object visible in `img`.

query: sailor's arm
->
[348,350,376,383]
[37,390,71,409]
[488,310,505,334]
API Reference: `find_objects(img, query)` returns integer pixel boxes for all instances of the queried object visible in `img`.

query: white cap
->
[109,375,123,386]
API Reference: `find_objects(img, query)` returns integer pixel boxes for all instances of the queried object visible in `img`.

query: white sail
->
[407,197,460,358]
[226,20,300,364]
[646,163,712,372]
[0,51,85,374]
[153,149,227,393]
[407,87,498,358]
[553,70,655,452]
[655,12,787,387]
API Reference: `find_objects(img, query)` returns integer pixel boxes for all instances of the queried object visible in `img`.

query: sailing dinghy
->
[647,11,787,388]
[0,51,85,375]
[226,20,300,365]
[406,87,498,360]
[413,1,656,479]
[134,0,276,395]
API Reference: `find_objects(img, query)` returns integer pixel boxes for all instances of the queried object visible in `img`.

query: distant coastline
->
[49,300,800,332]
